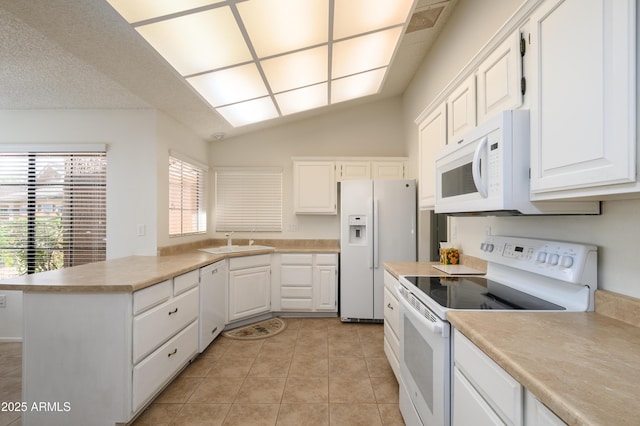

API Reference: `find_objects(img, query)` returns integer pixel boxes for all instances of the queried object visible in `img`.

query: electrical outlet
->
[0,295,6,308]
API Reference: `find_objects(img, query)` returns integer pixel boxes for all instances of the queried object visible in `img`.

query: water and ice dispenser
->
[348,215,367,245]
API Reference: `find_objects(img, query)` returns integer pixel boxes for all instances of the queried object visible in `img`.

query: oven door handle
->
[397,286,447,337]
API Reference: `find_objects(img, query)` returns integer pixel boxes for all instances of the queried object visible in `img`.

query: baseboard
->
[0,337,23,343]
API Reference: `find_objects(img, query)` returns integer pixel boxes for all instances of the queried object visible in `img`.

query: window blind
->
[169,155,206,236]
[215,169,282,232]
[0,152,107,278]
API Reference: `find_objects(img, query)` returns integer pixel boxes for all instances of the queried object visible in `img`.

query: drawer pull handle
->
[387,303,393,310]
[168,348,177,357]
[211,326,218,335]
[168,308,178,315]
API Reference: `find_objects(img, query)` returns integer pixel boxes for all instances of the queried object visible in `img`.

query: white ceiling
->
[0,0,457,141]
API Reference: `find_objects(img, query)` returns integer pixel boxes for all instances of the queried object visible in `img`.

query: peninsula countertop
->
[0,241,339,293]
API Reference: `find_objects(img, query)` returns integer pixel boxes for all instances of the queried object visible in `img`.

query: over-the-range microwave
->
[434,110,600,215]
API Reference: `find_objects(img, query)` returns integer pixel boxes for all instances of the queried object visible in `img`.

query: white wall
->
[209,97,406,240]
[402,0,640,299]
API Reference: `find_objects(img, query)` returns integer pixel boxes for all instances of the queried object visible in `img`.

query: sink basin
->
[200,245,273,255]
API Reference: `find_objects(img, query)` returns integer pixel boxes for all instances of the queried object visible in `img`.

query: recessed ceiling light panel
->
[237,0,328,58]
[216,97,279,127]
[333,0,415,39]
[261,47,328,94]
[331,68,386,104]
[187,63,268,107]
[276,83,328,116]
[136,7,251,75]
[332,27,403,79]
[106,0,225,23]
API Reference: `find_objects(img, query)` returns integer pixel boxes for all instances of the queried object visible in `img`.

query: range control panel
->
[480,236,597,284]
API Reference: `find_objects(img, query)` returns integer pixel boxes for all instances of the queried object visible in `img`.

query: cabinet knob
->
[167,348,177,357]
[168,308,178,316]
[387,303,393,310]
[211,326,218,335]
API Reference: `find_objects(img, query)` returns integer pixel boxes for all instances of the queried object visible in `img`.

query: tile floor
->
[0,317,404,426]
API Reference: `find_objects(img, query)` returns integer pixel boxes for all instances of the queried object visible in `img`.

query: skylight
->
[106,0,417,127]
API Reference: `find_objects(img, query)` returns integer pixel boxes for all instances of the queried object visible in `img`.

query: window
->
[0,150,107,279]
[169,154,207,236]
[215,168,282,232]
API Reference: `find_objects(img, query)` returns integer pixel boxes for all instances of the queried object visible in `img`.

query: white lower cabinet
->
[273,253,338,313]
[382,270,401,379]
[228,254,271,322]
[453,329,567,426]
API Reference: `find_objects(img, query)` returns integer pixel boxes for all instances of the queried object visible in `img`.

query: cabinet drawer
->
[133,280,172,315]
[383,270,399,293]
[383,287,399,334]
[315,253,337,265]
[453,367,506,426]
[280,254,313,265]
[281,298,314,310]
[173,269,199,296]
[133,287,199,364]
[454,330,522,425]
[383,330,400,380]
[281,265,312,286]
[229,254,271,270]
[281,286,313,299]
[132,320,198,411]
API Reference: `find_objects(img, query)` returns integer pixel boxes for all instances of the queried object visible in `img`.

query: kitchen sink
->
[199,245,273,254]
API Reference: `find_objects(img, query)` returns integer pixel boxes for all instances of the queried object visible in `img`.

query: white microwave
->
[434,110,600,215]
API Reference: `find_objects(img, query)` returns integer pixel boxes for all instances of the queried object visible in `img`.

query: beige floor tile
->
[259,340,296,359]
[181,357,216,378]
[329,403,383,426]
[223,403,280,426]
[170,403,231,426]
[199,338,231,360]
[0,343,22,358]
[288,355,328,377]
[282,377,328,403]
[0,356,21,378]
[328,339,363,358]
[223,340,264,358]
[0,409,21,426]
[294,342,328,357]
[365,357,395,378]
[377,403,405,425]
[267,327,299,344]
[371,377,399,403]
[328,357,369,377]
[154,376,203,404]
[0,377,21,401]
[187,377,244,404]
[276,403,329,426]
[248,356,291,378]
[132,403,182,425]
[236,377,286,403]
[329,376,376,403]
[361,338,386,358]
[207,356,256,378]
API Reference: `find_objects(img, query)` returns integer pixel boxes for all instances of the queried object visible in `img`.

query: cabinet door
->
[477,31,522,124]
[337,161,371,180]
[524,391,565,426]
[418,102,447,209]
[228,266,271,322]
[529,0,636,197]
[293,161,337,214]
[371,161,406,180]
[447,75,477,144]
[453,367,506,426]
[314,265,337,311]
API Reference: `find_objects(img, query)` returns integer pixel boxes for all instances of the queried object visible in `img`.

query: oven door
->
[398,286,451,426]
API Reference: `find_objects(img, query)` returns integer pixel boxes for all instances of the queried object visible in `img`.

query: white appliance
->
[199,260,227,352]
[434,110,600,215]
[340,179,416,321]
[397,235,597,425]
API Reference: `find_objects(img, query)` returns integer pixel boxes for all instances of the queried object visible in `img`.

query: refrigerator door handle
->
[374,198,379,269]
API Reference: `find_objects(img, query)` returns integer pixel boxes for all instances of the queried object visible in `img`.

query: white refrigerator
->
[340,179,416,321]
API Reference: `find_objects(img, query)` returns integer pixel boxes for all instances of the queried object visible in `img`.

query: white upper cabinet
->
[447,75,477,144]
[529,0,637,199]
[336,159,407,181]
[293,161,337,214]
[417,102,447,209]
[371,161,406,180]
[476,31,523,125]
[337,161,371,180]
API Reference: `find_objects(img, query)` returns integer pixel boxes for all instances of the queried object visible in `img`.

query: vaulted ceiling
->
[0,0,457,141]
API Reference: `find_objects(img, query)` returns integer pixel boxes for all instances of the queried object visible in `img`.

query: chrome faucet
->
[225,232,234,246]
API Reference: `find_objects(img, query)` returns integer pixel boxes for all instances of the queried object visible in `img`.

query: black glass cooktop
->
[403,276,565,311]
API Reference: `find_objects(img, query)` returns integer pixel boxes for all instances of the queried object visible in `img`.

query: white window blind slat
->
[0,152,107,279]
[215,170,282,232]
[169,155,206,236]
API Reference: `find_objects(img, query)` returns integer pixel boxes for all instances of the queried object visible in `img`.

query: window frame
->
[168,152,207,237]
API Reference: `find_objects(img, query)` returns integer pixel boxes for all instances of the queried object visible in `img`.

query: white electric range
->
[395,235,597,426]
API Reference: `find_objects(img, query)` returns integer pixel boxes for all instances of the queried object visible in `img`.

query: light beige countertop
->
[385,255,487,279]
[448,291,640,426]
[0,239,339,293]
